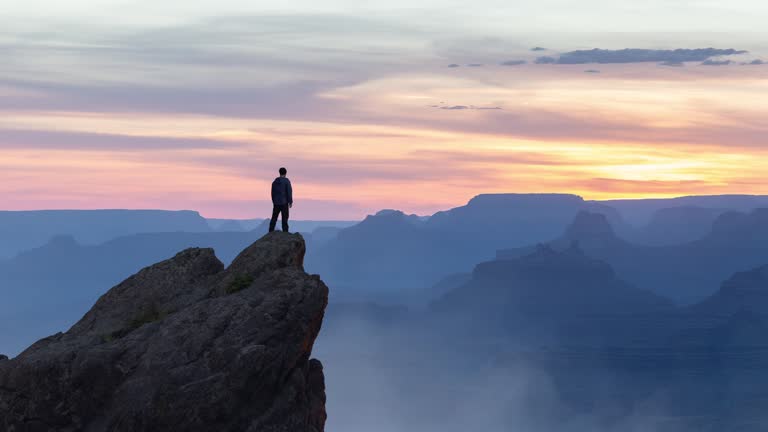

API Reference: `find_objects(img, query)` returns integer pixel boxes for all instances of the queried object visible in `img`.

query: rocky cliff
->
[0,232,328,432]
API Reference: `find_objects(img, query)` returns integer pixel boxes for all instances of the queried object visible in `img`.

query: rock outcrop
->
[433,245,672,328]
[0,232,328,432]
[496,211,627,260]
[692,263,768,317]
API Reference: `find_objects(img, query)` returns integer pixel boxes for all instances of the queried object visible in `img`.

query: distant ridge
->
[596,194,768,225]
[0,209,211,259]
[498,208,768,303]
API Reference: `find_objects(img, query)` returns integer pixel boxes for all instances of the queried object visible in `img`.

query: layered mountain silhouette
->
[306,194,625,302]
[623,206,729,246]
[0,233,328,432]
[692,263,768,317]
[319,241,768,430]
[600,194,768,226]
[436,244,671,315]
[431,245,673,342]
[0,210,212,259]
[499,209,768,303]
[207,218,357,233]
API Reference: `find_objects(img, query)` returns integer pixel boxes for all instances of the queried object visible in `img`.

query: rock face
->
[0,232,328,432]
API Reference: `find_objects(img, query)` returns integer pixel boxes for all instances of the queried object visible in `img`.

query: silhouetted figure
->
[269,167,293,232]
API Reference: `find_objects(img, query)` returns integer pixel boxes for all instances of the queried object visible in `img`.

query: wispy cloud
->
[539,48,747,64]
[0,129,242,151]
[500,60,527,66]
[430,105,502,110]
[701,59,732,66]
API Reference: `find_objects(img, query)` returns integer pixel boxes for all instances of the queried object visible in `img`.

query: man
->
[269,167,293,232]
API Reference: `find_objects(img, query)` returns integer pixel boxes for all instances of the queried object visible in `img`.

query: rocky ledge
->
[0,232,328,432]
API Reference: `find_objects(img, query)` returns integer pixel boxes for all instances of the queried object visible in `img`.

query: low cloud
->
[0,129,241,151]
[659,61,685,67]
[539,48,747,64]
[0,77,353,121]
[701,59,732,66]
[534,56,558,64]
[431,105,502,110]
[447,64,461,68]
[577,178,715,194]
[466,63,484,67]
[745,59,765,65]
[410,150,578,166]
[531,47,547,52]
[501,60,527,66]
[584,69,601,74]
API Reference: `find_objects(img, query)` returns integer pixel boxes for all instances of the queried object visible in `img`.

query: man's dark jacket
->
[271,177,293,206]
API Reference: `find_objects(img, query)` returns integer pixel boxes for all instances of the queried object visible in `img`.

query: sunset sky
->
[2,1,768,219]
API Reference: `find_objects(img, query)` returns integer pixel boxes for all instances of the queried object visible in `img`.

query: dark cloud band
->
[538,48,747,64]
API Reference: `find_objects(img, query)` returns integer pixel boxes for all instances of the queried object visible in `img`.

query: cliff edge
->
[0,232,328,432]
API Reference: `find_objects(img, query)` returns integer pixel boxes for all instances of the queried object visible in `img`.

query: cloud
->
[0,129,241,151]
[1,15,424,85]
[171,144,497,187]
[0,14,434,120]
[466,63,484,67]
[531,47,547,52]
[403,100,768,149]
[546,48,747,64]
[431,105,502,110]
[409,150,579,166]
[701,59,732,66]
[447,64,461,68]
[0,77,354,121]
[534,56,558,64]
[659,61,685,67]
[500,60,526,66]
[745,59,765,65]
[576,178,716,194]
[584,69,601,73]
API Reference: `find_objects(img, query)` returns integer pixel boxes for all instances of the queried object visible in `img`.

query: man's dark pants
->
[269,204,290,232]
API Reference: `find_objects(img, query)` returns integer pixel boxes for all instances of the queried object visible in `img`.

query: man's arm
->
[271,181,276,203]
[287,180,293,206]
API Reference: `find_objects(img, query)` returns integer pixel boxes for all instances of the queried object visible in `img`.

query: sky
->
[1,1,768,219]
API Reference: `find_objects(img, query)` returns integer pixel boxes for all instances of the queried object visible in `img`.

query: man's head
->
[279,167,287,177]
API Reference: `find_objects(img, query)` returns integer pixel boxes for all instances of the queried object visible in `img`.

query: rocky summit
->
[0,232,329,432]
